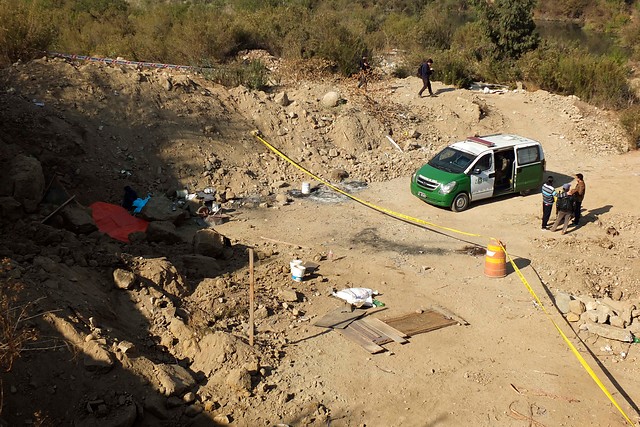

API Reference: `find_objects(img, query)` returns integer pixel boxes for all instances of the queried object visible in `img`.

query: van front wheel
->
[451,193,470,212]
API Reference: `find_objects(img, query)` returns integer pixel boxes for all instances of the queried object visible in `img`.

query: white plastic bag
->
[332,287,377,308]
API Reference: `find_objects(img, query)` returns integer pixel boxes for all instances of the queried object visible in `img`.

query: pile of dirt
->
[1,53,639,426]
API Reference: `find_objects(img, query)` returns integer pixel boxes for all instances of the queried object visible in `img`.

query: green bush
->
[304,12,367,76]
[1,0,639,117]
[619,105,640,150]
[54,0,134,58]
[450,21,494,63]
[620,16,640,61]
[474,0,539,60]
[519,42,634,109]
[414,7,456,51]
[202,60,268,90]
[367,13,413,53]
[391,64,413,79]
[433,51,475,89]
[0,0,58,66]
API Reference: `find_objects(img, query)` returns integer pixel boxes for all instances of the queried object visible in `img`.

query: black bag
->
[556,193,574,212]
[416,65,422,77]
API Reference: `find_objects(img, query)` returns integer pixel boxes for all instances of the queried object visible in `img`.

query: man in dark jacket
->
[357,55,371,90]
[418,58,434,97]
[569,173,586,225]
[550,183,575,234]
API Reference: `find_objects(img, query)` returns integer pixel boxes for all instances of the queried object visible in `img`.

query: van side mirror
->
[473,168,481,175]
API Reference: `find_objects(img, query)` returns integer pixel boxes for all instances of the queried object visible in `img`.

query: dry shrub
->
[0,0,57,66]
[619,105,640,150]
[0,258,37,372]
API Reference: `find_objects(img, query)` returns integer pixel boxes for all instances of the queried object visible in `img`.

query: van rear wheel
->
[451,193,469,212]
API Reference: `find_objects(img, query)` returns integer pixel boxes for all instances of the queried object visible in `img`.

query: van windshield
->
[428,147,477,174]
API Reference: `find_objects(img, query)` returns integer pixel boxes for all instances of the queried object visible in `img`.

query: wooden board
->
[338,328,385,353]
[348,320,393,345]
[429,304,469,326]
[360,317,408,343]
[383,310,458,337]
[314,306,368,329]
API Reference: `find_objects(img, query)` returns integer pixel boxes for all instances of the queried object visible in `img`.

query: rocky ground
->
[1,52,640,426]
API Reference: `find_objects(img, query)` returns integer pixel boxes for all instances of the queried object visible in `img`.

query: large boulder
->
[0,196,22,222]
[83,341,115,373]
[168,317,200,359]
[7,155,45,213]
[582,321,634,342]
[192,229,229,259]
[191,331,256,377]
[154,363,196,396]
[129,257,188,298]
[146,220,184,244]
[113,268,136,290]
[61,203,98,234]
[274,91,290,106]
[321,91,341,108]
[181,254,222,278]
[139,195,189,223]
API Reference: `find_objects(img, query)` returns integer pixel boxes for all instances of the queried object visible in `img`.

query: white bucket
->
[291,262,306,282]
[301,182,310,195]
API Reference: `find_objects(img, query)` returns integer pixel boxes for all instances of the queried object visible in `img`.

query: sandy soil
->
[1,53,640,427]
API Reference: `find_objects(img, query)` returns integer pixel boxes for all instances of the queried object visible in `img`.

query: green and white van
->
[410,134,545,212]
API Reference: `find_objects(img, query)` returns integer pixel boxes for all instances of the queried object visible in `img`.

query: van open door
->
[468,152,494,200]
[514,144,544,192]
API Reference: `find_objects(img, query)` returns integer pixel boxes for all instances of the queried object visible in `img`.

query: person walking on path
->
[569,173,586,225]
[357,55,371,91]
[550,183,575,234]
[418,58,434,97]
[541,176,556,229]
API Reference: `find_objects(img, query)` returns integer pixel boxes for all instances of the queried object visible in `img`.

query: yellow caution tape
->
[252,130,636,425]
[504,249,635,426]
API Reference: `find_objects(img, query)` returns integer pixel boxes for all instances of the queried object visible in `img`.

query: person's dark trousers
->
[542,203,553,228]
[573,200,582,224]
[419,77,433,96]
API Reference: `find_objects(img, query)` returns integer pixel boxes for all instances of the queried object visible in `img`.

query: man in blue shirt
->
[541,176,556,229]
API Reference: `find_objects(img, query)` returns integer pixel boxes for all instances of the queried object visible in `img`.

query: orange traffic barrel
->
[484,238,506,278]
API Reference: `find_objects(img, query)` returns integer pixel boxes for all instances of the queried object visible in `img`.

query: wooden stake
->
[41,195,76,224]
[385,135,403,152]
[249,248,255,347]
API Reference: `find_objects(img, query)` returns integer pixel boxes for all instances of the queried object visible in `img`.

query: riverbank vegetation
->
[1,0,638,147]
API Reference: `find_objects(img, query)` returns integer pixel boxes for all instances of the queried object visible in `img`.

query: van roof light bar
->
[467,136,495,147]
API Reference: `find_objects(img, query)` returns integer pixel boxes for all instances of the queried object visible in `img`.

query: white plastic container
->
[301,182,310,195]
[290,260,306,282]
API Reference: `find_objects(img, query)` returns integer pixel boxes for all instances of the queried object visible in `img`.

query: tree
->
[474,0,539,60]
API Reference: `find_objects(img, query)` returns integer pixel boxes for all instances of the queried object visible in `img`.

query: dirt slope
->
[1,54,639,427]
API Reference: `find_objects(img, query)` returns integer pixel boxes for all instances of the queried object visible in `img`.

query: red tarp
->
[90,202,149,243]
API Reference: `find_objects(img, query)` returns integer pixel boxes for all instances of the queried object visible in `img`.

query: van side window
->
[475,153,492,171]
[516,146,540,165]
